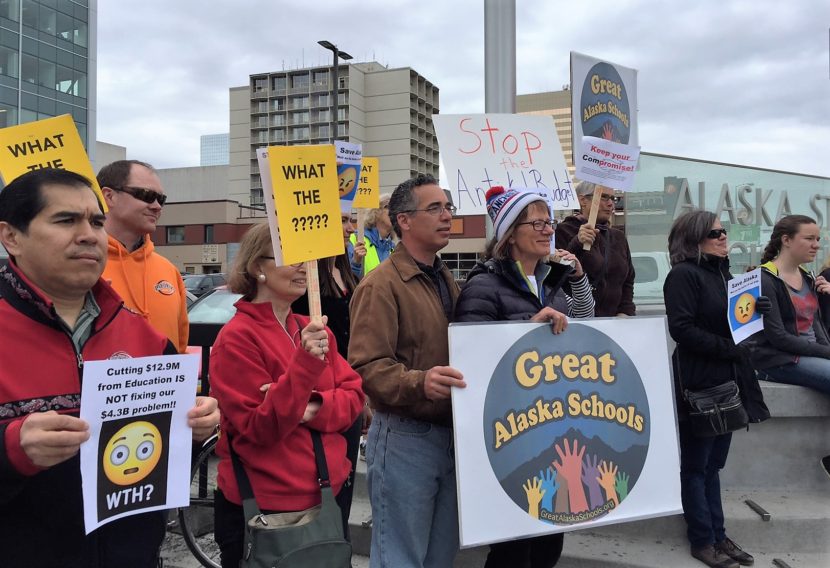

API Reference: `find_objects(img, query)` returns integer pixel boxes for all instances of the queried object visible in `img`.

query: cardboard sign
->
[336,141,362,213]
[571,52,638,189]
[268,144,344,264]
[0,114,105,209]
[353,157,380,209]
[450,317,681,547]
[727,268,763,344]
[433,114,576,216]
[577,136,641,192]
[256,148,285,266]
[79,354,199,532]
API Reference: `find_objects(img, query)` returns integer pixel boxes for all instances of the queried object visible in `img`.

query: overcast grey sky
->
[96,0,830,177]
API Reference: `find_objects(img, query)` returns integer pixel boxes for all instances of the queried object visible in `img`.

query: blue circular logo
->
[483,324,650,525]
[579,62,631,144]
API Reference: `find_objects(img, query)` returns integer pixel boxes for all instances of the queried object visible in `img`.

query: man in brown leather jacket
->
[349,173,466,568]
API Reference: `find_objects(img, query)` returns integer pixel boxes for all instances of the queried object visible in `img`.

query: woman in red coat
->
[210,223,364,568]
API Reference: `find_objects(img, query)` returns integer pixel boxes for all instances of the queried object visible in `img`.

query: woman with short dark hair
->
[664,209,767,568]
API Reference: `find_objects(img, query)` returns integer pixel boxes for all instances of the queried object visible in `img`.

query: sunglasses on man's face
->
[112,186,167,206]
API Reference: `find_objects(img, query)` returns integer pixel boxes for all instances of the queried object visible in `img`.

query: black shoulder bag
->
[228,430,352,568]
[676,353,748,437]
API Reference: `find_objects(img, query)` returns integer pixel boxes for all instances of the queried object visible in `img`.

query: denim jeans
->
[679,421,732,549]
[365,411,459,568]
[761,356,830,395]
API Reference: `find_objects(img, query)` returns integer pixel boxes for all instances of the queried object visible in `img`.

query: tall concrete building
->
[200,132,229,166]
[517,89,573,172]
[0,0,96,153]
[229,61,439,207]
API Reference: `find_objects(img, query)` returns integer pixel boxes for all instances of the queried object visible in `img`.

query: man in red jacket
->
[0,168,218,568]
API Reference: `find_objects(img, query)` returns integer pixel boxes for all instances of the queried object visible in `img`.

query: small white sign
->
[727,268,764,344]
[202,244,219,263]
[334,140,362,166]
[576,137,641,192]
[79,354,199,533]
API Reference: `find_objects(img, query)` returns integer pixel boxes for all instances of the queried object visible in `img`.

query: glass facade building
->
[627,153,830,305]
[200,132,229,166]
[0,0,96,149]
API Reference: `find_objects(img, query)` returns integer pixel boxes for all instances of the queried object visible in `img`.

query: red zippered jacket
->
[210,299,364,511]
[0,260,174,568]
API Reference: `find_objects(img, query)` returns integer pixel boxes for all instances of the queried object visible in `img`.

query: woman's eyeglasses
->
[516,219,557,232]
[261,256,302,268]
[706,228,728,239]
[112,186,167,206]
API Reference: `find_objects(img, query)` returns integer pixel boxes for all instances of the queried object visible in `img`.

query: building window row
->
[167,226,185,244]
[15,0,89,49]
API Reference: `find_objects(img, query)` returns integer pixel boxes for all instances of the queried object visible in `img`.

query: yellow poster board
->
[268,144,344,264]
[353,157,380,209]
[0,114,104,209]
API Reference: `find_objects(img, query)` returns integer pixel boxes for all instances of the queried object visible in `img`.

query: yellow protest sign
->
[353,157,380,209]
[268,144,344,264]
[0,114,105,209]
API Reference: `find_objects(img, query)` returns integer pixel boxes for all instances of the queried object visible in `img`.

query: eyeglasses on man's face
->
[706,228,727,239]
[516,219,557,232]
[112,186,167,206]
[405,203,457,216]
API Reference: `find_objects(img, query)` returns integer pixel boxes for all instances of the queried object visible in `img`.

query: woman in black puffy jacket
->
[663,209,767,568]
[454,186,593,568]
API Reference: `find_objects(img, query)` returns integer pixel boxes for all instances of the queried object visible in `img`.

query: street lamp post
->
[317,40,353,143]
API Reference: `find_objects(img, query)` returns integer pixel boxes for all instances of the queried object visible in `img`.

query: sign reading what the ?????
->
[449,317,681,547]
[79,354,198,533]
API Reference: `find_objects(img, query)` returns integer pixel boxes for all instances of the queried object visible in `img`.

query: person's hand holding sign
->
[19,411,90,468]
[352,241,367,266]
[531,306,568,334]
[423,366,466,400]
[188,396,220,442]
[576,223,599,248]
[301,315,330,361]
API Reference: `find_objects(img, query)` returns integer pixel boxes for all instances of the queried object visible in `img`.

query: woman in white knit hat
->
[454,185,594,568]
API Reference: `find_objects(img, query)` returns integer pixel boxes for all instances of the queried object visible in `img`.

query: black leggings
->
[213,488,351,568]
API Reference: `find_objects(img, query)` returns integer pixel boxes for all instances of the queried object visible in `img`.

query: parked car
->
[187,287,242,395]
[183,273,227,297]
[631,251,671,304]
[187,287,242,324]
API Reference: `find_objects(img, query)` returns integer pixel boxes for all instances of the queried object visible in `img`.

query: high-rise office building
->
[0,0,96,152]
[200,132,229,166]
[517,89,573,172]
[229,61,439,207]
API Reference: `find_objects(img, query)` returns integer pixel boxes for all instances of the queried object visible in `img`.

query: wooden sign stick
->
[305,259,323,324]
[355,209,367,267]
[583,186,604,251]
[357,209,367,243]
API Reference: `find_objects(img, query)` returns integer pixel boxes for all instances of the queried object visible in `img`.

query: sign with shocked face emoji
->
[103,420,162,485]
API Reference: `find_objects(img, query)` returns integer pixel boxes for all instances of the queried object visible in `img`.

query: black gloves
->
[755,295,771,315]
